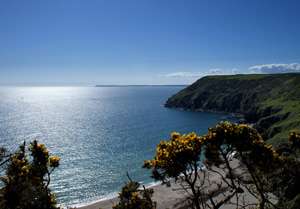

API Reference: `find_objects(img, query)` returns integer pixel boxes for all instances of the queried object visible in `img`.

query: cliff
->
[164,73,300,144]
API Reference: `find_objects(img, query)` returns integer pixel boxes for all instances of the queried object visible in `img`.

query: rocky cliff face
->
[164,73,300,143]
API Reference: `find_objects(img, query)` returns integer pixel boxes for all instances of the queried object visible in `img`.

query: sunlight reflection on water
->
[0,87,238,207]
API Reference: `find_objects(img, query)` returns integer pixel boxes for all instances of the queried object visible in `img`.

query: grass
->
[165,73,300,145]
[222,74,271,80]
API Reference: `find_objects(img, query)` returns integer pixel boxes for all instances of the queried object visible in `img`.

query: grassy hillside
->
[164,73,300,144]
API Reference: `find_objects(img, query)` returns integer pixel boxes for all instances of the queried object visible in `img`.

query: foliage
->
[205,122,280,209]
[289,130,300,149]
[113,173,155,209]
[0,140,60,209]
[143,132,203,179]
[143,132,205,208]
[273,130,300,208]
[164,73,300,143]
[0,148,11,167]
[206,121,280,172]
[143,121,281,209]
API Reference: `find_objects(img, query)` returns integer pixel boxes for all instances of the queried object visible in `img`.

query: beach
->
[77,156,276,209]
[76,175,190,209]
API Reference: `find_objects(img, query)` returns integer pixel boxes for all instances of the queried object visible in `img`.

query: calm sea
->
[0,87,238,207]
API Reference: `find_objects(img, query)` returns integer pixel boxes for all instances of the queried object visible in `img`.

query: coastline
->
[76,175,189,209]
[75,156,273,209]
[72,181,163,209]
[163,105,246,124]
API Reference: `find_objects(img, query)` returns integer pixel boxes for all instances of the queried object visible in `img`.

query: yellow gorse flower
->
[49,156,60,168]
[144,121,280,176]
[289,130,300,148]
[143,131,204,177]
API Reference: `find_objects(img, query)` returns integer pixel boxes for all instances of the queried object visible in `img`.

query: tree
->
[204,122,280,209]
[0,140,60,209]
[113,172,156,209]
[143,132,206,209]
[273,130,300,208]
[143,122,281,209]
[289,130,300,163]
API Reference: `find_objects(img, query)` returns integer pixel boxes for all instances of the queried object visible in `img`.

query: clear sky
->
[1,0,300,86]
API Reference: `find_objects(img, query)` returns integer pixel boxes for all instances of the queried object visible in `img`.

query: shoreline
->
[68,193,118,209]
[75,155,269,209]
[71,181,163,209]
[163,105,245,120]
[76,175,188,209]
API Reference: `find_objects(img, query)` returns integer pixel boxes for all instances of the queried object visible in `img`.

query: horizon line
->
[94,84,189,87]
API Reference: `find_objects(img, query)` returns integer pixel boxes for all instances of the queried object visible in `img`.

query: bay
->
[0,87,238,207]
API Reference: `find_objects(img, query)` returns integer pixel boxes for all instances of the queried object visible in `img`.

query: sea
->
[0,86,238,208]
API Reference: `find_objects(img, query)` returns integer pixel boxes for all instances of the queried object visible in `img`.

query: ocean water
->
[0,87,238,207]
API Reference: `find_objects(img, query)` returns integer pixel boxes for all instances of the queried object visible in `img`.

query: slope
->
[164,73,300,144]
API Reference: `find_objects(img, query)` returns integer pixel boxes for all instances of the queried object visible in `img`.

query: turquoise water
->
[0,87,238,207]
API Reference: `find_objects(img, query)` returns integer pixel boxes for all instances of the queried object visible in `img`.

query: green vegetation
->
[143,131,204,208]
[0,140,60,209]
[113,173,156,209]
[143,122,281,209]
[1,123,300,208]
[164,73,300,144]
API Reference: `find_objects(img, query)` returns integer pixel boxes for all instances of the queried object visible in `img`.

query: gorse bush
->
[205,122,280,209]
[143,132,205,208]
[113,173,156,209]
[0,140,60,209]
[289,130,300,160]
[143,121,282,209]
[274,130,300,208]
[1,122,300,209]
[0,148,11,167]
[143,132,204,178]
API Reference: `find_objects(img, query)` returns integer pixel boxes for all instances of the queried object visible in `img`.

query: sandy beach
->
[76,156,276,209]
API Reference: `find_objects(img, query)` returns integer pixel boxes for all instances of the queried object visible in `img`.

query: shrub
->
[0,140,60,209]
[113,173,155,209]
[143,122,281,209]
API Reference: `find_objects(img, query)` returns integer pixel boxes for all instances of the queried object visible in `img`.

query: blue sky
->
[1,0,300,86]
